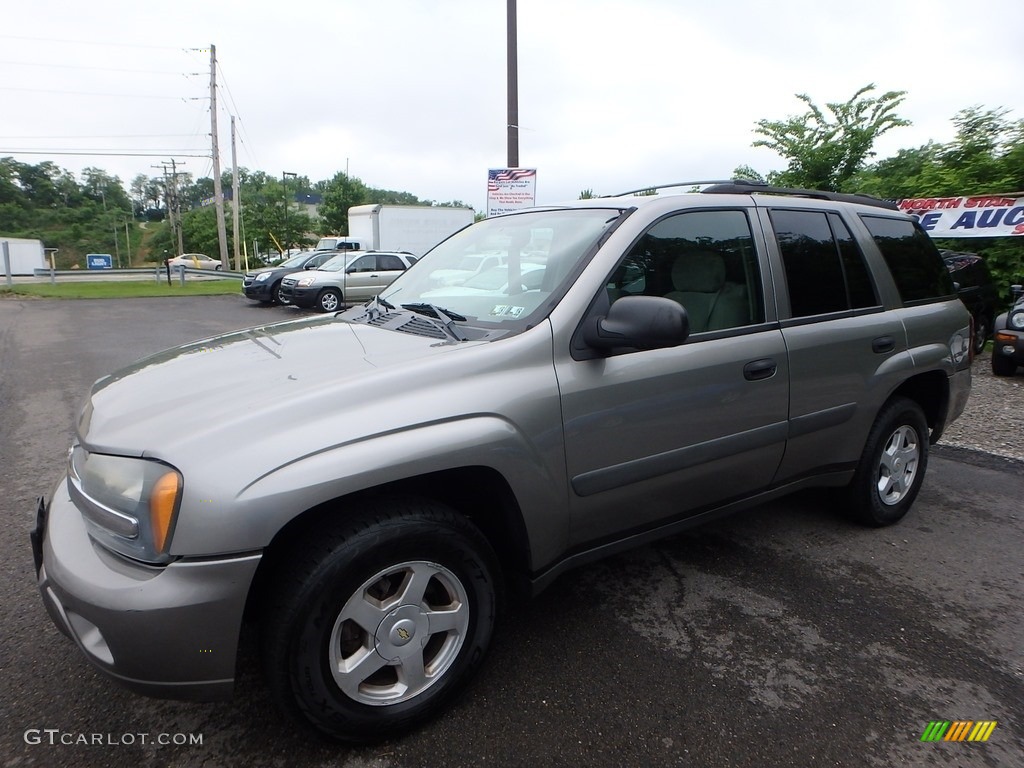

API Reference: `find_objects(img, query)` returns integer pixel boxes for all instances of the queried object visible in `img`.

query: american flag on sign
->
[488,168,536,192]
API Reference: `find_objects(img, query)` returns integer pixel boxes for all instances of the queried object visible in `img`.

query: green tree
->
[318,172,369,234]
[752,83,911,191]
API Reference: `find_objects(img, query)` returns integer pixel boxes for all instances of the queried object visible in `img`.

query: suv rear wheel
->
[847,397,929,527]
[261,501,499,742]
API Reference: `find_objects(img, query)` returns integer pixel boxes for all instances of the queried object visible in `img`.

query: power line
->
[0,134,207,139]
[0,150,211,158]
[0,34,192,51]
[0,86,201,100]
[0,59,187,76]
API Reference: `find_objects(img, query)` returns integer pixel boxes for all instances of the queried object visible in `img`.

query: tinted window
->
[861,216,954,303]
[610,209,764,333]
[378,255,406,271]
[829,213,878,309]
[770,209,847,317]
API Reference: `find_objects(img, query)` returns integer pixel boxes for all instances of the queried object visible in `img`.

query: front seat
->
[664,251,728,333]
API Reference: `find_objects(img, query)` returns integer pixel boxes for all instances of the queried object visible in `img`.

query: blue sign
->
[86,253,113,270]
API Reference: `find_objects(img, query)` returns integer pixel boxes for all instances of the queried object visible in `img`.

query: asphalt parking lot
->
[1,295,1021,768]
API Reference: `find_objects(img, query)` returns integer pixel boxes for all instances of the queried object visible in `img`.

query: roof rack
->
[701,179,899,211]
[605,178,899,211]
[604,180,739,197]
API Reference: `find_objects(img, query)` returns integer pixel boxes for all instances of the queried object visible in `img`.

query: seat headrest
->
[671,251,726,293]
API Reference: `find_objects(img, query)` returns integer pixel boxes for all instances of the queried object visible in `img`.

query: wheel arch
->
[245,466,532,620]
[890,370,949,442]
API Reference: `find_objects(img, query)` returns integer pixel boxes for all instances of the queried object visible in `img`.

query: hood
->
[78,315,479,457]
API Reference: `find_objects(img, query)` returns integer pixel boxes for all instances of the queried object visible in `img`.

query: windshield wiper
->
[400,303,468,341]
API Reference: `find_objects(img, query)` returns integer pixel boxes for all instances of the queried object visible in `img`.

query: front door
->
[554,207,790,546]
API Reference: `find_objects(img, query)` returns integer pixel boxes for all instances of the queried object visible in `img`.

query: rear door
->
[759,206,908,483]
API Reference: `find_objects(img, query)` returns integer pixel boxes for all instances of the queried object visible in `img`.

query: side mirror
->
[583,295,689,351]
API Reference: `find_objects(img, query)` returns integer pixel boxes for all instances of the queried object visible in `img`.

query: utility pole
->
[210,44,230,270]
[152,160,184,256]
[506,0,519,168]
[231,115,241,271]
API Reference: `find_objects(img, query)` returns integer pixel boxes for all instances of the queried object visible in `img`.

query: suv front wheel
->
[847,397,929,527]
[317,288,343,312]
[261,501,499,742]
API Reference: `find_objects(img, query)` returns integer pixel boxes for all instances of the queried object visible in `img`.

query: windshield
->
[279,251,312,268]
[370,208,622,332]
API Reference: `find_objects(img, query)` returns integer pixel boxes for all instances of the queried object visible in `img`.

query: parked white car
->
[166,253,222,270]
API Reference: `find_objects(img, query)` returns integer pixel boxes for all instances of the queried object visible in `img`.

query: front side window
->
[608,209,764,334]
[861,215,955,304]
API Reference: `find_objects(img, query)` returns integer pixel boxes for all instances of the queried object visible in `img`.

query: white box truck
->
[1,237,46,276]
[347,204,474,257]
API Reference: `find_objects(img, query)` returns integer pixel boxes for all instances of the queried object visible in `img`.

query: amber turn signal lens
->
[150,472,182,554]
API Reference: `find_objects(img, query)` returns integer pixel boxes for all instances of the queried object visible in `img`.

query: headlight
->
[68,446,182,564]
[297,277,316,287]
[255,272,272,282]
[1010,309,1024,330]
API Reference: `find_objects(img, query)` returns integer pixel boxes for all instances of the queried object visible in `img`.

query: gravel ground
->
[939,348,1024,461]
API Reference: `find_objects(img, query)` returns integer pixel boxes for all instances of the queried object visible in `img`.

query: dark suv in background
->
[992,283,1024,376]
[941,249,998,354]
[241,249,337,304]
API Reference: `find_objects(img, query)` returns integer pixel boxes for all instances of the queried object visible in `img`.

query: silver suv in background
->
[279,251,417,312]
[33,180,971,743]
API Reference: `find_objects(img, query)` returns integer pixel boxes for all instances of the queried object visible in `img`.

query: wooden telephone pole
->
[210,44,230,270]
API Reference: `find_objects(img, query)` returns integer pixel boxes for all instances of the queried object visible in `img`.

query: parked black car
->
[942,250,999,354]
[241,250,337,304]
[992,284,1024,376]
[941,250,999,354]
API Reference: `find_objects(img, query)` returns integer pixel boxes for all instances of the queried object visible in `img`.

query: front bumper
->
[993,329,1024,365]
[279,286,318,308]
[34,479,262,701]
[242,280,274,301]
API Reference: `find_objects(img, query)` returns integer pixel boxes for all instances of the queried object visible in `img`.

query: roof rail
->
[603,179,744,197]
[701,180,899,211]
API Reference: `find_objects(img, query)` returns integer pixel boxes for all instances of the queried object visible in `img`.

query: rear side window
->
[769,209,879,318]
[861,216,955,303]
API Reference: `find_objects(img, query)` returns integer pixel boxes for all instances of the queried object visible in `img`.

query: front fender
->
[169,415,569,566]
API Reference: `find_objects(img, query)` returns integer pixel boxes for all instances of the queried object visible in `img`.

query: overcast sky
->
[3,0,1023,213]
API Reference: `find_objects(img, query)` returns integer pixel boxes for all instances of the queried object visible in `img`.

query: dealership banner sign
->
[487,168,537,217]
[897,194,1024,237]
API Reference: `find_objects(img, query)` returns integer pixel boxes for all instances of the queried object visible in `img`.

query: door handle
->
[872,336,895,354]
[743,358,777,381]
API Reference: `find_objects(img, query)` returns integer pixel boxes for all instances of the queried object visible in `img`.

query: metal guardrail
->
[31,266,245,284]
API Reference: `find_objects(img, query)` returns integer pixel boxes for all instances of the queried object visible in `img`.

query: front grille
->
[282,278,297,287]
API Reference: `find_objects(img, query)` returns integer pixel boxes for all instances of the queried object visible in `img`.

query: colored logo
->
[921,721,997,742]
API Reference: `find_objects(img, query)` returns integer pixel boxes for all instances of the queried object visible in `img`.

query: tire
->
[991,352,1017,376]
[272,281,288,305]
[261,500,499,742]
[972,314,990,355]
[846,397,928,527]
[215,265,222,271]
[317,288,342,312]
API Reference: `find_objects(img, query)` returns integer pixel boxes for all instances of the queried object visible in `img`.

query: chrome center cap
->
[375,605,430,661]
[390,619,416,646]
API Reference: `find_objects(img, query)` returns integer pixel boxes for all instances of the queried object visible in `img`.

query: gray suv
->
[32,180,971,743]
